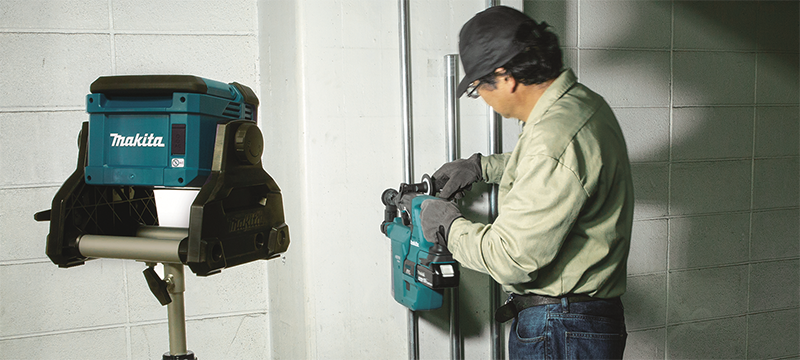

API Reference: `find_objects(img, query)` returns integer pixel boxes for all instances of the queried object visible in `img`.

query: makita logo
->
[109,133,165,147]
[229,212,264,233]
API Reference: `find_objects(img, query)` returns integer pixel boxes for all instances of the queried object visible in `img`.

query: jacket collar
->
[524,69,577,126]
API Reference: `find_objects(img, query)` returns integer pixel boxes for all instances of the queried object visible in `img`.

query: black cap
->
[457,6,535,97]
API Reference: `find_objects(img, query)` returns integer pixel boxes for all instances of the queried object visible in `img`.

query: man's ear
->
[503,73,520,94]
[508,75,519,93]
[494,67,518,93]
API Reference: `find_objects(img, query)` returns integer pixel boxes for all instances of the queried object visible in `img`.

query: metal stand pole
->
[78,229,196,360]
[163,263,195,360]
[445,54,463,360]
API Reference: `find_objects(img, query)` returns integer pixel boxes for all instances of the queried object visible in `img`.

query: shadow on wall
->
[429,1,799,359]
[579,0,799,216]
[561,1,798,359]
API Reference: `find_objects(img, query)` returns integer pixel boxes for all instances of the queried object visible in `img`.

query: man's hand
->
[420,198,462,246]
[432,153,482,200]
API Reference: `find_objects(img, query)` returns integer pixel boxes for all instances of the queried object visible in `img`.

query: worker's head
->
[456,6,563,98]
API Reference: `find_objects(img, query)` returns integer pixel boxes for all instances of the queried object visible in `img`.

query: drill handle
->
[398,174,436,196]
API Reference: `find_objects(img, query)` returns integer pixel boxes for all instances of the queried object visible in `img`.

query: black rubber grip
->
[90,75,209,96]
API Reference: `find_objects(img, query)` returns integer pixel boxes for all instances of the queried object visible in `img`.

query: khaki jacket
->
[448,69,634,298]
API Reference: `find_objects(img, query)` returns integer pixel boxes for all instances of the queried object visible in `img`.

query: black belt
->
[494,293,599,323]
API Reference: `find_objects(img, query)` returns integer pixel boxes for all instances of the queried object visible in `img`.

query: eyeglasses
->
[465,80,482,99]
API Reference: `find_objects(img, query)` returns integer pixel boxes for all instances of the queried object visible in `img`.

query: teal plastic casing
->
[384,195,446,311]
[84,75,257,187]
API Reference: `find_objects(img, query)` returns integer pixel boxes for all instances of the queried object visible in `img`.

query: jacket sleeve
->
[481,153,510,184]
[448,154,588,286]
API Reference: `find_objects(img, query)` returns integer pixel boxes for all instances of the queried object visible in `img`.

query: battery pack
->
[85,75,259,187]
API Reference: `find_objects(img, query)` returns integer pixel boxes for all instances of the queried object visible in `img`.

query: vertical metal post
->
[445,54,463,360]
[399,0,414,185]
[485,2,505,358]
[164,263,189,357]
[408,312,419,360]
[445,55,460,162]
[398,1,419,359]
[488,110,504,360]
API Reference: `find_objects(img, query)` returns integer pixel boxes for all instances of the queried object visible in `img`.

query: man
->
[419,6,634,359]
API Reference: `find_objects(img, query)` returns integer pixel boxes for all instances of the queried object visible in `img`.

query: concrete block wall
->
[522,1,799,359]
[0,1,267,359]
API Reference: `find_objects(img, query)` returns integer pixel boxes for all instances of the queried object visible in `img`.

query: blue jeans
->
[508,297,627,360]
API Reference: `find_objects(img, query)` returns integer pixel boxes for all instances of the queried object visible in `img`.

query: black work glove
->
[420,198,462,246]
[432,153,482,200]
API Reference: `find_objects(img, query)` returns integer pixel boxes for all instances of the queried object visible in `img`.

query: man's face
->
[475,74,514,119]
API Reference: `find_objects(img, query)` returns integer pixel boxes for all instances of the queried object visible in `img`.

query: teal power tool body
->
[381,175,459,311]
